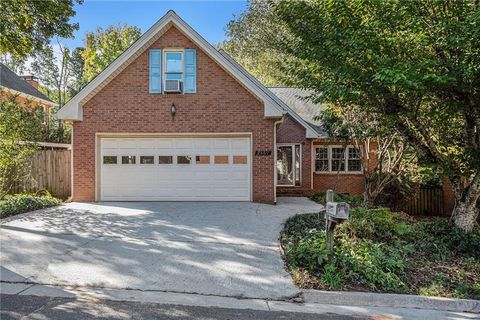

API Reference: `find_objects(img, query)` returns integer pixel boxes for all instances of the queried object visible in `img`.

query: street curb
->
[302,289,480,313]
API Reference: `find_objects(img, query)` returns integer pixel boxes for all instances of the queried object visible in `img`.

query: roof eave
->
[1,86,57,107]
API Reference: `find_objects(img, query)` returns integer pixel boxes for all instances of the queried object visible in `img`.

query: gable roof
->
[268,87,327,137]
[56,11,320,138]
[0,63,55,106]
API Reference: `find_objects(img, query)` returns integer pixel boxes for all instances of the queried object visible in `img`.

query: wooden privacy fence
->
[11,149,71,199]
[403,187,446,216]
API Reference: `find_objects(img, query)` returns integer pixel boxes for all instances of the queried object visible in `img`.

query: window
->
[233,156,247,164]
[140,156,154,164]
[177,155,191,164]
[196,155,210,164]
[315,147,329,172]
[315,146,362,173]
[159,156,173,164]
[103,156,117,164]
[165,51,183,80]
[214,155,229,164]
[122,156,136,164]
[348,147,362,172]
[331,147,345,172]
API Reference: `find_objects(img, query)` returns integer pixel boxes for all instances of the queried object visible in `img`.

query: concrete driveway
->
[0,198,322,300]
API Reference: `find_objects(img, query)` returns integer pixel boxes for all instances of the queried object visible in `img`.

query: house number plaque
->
[255,150,272,156]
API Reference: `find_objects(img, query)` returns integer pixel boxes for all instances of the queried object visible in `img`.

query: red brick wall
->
[275,118,378,197]
[442,177,455,215]
[276,115,312,192]
[72,26,276,203]
[311,140,377,196]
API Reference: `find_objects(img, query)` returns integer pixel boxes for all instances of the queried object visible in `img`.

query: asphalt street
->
[0,294,368,320]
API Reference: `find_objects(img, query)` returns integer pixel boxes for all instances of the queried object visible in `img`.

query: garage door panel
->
[100,137,251,201]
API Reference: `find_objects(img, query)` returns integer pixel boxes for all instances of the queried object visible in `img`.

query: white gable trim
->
[57,10,286,121]
[218,50,320,139]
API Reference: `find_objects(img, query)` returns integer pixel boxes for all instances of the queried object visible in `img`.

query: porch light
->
[171,102,176,119]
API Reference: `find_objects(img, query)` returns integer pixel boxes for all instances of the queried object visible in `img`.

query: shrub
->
[311,191,363,207]
[0,191,61,218]
[280,206,479,298]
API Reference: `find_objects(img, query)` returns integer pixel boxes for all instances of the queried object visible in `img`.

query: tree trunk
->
[451,175,480,232]
[452,200,479,232]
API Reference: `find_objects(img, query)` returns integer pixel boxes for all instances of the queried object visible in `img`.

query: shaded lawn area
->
[280,206,480,300]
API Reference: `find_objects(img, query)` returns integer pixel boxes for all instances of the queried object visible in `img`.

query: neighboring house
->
[57,11,375,203]
[0,63,56,126]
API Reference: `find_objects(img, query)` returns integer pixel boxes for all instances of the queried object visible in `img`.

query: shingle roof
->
[268,87,327,136]
[0,63,53,103]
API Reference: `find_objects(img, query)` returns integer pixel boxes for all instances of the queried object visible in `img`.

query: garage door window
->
[103,156,117,164]
[196,155,210,164]
[140,156,155,164]
[177,155,191,164]
[159,156,173,164]
[214,155,229,164]
[122,156,136,164]
[233,155,247,164]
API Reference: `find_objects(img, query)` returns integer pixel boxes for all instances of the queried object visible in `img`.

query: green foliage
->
[0,191,61,218]
[281,206,479,297]
[82,24,141,82]
[221,0,290,86]
[311,191,363,207]
[273,0,480,229]
[227,0,480,230]
[417,219,480,259]
[0,95,43,196]
[0,0,83,58]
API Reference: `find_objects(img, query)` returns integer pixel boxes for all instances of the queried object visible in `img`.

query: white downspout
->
[273,116,285,204]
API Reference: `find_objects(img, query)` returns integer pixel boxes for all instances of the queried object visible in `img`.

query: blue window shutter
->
[149,49,162,93]
[184,49,196,93]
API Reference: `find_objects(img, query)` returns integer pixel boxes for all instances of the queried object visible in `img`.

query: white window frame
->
[163,49,184,88]
[314,145,363,174]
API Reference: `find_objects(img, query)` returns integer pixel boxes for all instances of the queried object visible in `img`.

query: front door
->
[276,144,301,186]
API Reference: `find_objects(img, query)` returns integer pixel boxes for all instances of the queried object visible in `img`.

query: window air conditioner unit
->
[164,79,182,93]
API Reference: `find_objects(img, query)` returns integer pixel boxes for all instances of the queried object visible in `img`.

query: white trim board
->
[56,10,321,138]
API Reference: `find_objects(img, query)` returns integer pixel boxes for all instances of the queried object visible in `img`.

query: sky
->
[61,0,248,49]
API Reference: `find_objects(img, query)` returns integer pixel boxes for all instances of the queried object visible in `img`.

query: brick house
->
[0,63,56,127]
[58,11,373,204]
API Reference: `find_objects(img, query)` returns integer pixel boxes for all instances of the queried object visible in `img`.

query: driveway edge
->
[302,289,480,313]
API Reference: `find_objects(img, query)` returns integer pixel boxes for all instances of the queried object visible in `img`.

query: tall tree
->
[31,43,84,143]
[222,1,287,86]
[0,0,82,58]
[82,24,141,81]
[270,0,479,231]
[0,54,27,74]
[68,47,86,96]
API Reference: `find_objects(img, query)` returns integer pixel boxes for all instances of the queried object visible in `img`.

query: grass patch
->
[0,191,61,219]
[280,207,480,299]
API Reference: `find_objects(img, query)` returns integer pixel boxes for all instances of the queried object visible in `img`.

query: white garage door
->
[99,137,251,201]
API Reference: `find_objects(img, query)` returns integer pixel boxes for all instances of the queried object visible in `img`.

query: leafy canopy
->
[0,0,83,58]
[272,0,480,230]
[82,24,141,82]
